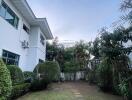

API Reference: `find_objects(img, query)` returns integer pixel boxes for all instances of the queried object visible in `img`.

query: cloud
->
[27,0,122,42]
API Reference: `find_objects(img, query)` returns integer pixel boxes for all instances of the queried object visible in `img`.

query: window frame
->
[2,50,20,66]
[23,24,30,34]
[40,34,45,46]
[0,0,19,29]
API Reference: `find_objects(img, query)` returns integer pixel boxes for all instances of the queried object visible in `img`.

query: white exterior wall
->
[26,27,46,71]
[26,27,39,71]
[37,28,46,62]
[0,0,47,71]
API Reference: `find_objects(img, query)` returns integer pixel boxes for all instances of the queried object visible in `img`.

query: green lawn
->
[17,82,122,100]
[17,90,76,100]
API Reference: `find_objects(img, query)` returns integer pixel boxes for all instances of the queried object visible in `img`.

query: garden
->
[0,0,132,100]
[0,60,60,100]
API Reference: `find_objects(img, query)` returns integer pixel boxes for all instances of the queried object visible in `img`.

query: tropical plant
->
[119,79,129,100]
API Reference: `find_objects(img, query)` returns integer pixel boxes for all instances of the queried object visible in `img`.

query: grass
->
[17,90,76,100]
[17,82,122,100]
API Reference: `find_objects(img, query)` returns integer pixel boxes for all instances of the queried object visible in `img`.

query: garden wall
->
[61,71,85,81]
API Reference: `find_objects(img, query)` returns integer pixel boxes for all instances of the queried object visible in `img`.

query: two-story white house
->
[0,0,53,71]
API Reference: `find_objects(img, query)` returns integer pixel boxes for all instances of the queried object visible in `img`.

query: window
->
[0,1,19,28]
[40,34,45,46]
[23,24,30,33]
[2,50,20,65]
[0,1,6,18]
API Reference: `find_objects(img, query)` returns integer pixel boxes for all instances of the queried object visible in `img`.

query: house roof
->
[11,0,53,39]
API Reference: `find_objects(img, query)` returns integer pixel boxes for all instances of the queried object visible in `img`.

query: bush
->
[30,79,47,91]
[23,71,35,83]
[7,65,24,85]
[34,61,60,83]
[87,70,97,84]
[10,83,30,99]
[97,58,113,92]
[0,59,12,100]
[32,61,60,90]
[86,64,98,84]
[119,78,132,100]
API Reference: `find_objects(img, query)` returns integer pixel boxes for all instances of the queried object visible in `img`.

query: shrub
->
[119,78,132,100]
[10,83,30,99]
[30,79,47,91]
[87,70,97,84]
[64,61,79,73]
[86,64,98,84]
[7,65,24,85]
[23,71,35,83]
[0,59,12,100]
[97,58,113,92]
[34,61,60,83]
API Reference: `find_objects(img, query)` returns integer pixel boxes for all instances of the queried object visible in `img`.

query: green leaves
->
[119,80,129,97]
[64,61,79,73]
[34,61,60,83]
[7,65,24,85]
[0,59,12,99]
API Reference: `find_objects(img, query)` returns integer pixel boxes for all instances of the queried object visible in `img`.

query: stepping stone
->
[71,89,79,93]
[75,94,83,98]
[71,89,84,100]
[74,92,81,95]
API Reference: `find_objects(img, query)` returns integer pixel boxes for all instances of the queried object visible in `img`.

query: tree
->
[64,61,79,80]
[121,0,132,11]
[96,27,132,95]
[120,0,132,24]
[90,37,100,58]
[46,39,60,61]
[64,47,75,62]
[56,46,65,72]
[74,40,90,70]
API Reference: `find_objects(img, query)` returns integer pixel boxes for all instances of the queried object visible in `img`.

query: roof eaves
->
[36,18,53,39]
[22,0,36,19]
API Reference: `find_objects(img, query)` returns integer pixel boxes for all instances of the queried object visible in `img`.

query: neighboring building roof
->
[11,0,53,39]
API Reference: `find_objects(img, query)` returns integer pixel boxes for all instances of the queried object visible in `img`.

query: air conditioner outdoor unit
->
[21,40,29,49]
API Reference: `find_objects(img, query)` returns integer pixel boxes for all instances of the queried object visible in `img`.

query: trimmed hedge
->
[10,83,30,99]
[32,61,60,91]
[0,59,12,100]
[30,79,47,91]
[23,71,35,83]
[7,65,24,85]
[34,61,60,83]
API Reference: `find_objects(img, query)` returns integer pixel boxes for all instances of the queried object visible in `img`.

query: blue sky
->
[27,0,122,41]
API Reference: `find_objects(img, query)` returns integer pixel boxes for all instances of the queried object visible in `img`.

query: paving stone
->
[74,92,81,95]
